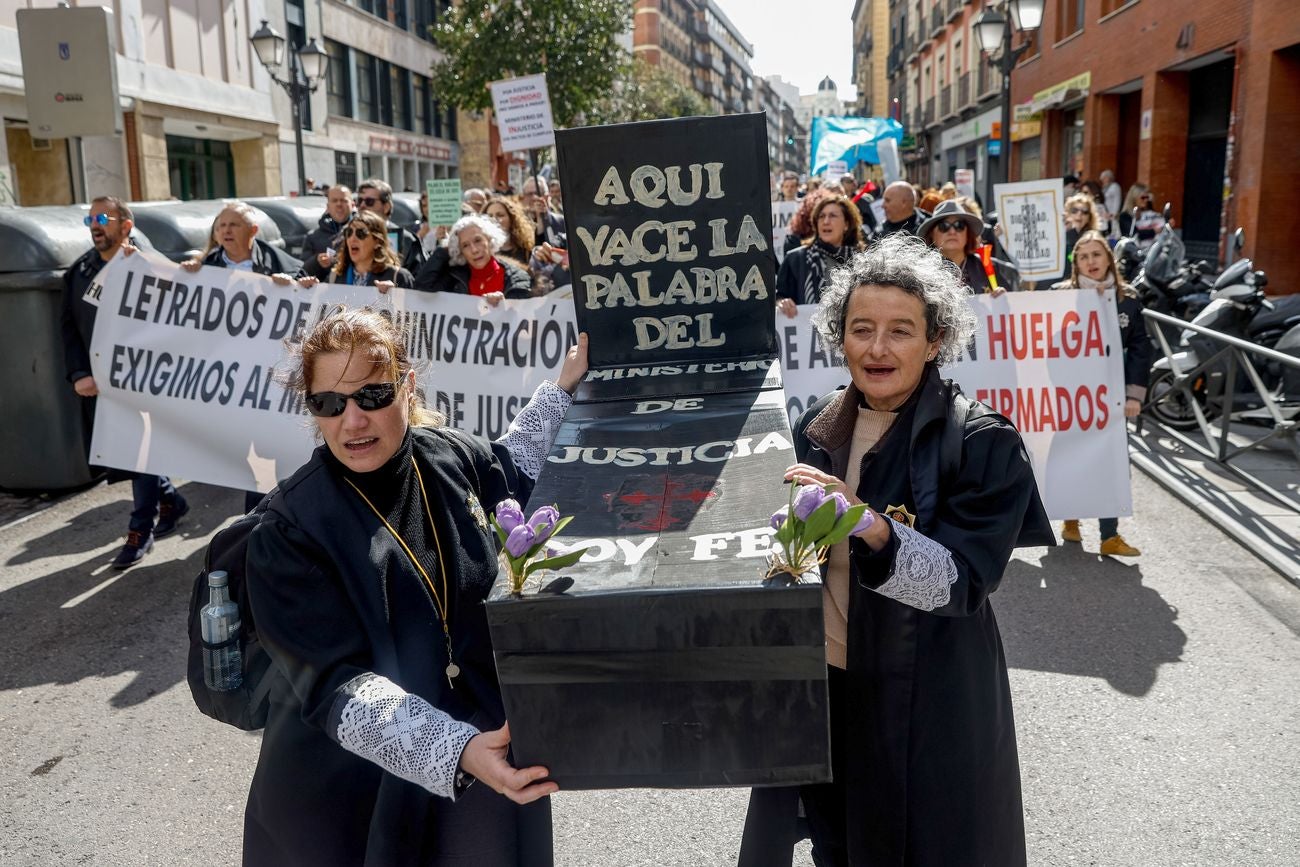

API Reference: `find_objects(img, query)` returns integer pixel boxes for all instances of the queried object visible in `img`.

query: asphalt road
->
[2,471,1297,866]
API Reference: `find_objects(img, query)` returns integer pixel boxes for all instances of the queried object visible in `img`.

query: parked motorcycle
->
[1146,244,1300,430]
[1128,204,1213,320]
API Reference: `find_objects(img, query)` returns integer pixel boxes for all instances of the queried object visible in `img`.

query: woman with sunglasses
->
[1119,183,1164,251]
[296,211,414,291]
[243,307,588,866]
[1058,193,1100,283]
[918,199,1006,295]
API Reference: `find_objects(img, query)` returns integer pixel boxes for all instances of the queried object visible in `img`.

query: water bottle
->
[201,570,243,691]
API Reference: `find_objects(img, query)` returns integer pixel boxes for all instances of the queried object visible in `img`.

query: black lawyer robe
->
[243,426,550,867]
[740,364,1053,867]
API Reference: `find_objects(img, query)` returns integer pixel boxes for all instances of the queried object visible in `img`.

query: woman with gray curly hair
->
[740,234,1053,867]
[413,213,531,302]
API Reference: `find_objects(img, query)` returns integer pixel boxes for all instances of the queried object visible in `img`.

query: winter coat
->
[300,213,348,278]
[243,426,551,866]
[412,246,532,298]
[200,238,303,276]
[740,365,1054,867]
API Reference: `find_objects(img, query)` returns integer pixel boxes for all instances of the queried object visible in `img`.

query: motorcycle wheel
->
[1146,368,1214,430]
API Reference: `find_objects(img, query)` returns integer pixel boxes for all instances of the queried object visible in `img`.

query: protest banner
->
[87,252,572,493]
[994,178,1065,280]
[771,199,798,264]
[954,168,975,200]
[425,178,462,225]
[489,73,556,151]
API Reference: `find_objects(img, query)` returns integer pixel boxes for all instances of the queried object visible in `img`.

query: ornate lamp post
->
[973,0,1043,185]
[250,19,330,196]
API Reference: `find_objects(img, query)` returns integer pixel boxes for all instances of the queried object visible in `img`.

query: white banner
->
[771,201,798,264]
[90,256,1128,518]
[994,178,1065,281]
[490,73,556,152]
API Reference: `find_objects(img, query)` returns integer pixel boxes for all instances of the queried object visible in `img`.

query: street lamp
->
[973,0,1043,185]
[250,19,329,196]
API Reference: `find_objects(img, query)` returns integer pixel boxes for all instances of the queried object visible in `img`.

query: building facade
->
[887,0,1005,198]
[755,76,806,175]
[1008,0,1299,284]
[851,0,891,118]
[631,0,754,117]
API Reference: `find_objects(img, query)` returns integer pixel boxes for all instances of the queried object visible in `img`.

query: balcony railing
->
[958,71,970,107]
[929,4,944,37]
[940,84,952,118]
[947,0,963,22]
[923,96,935,127]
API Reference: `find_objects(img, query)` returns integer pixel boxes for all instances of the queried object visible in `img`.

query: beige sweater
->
[824,406,898,669]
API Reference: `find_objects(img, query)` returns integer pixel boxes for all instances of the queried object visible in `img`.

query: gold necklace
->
[345,457,460,688]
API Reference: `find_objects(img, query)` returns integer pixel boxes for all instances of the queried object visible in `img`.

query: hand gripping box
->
[485,114,830,789]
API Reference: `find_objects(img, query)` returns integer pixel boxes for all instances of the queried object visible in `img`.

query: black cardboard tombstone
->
[484,114,830,789]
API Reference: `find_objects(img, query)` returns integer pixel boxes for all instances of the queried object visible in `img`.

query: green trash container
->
[0,205,151,490]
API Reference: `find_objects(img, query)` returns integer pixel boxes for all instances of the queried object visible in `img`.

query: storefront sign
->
[1030,71,1092,112]
[368,134,453,162]
[490,73,557,151]
[940,106,1001,152]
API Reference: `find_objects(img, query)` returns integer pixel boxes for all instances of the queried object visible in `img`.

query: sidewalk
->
[1129,419,1300,587]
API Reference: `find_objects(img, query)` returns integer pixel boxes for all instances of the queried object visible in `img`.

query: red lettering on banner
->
[975,385,1112,434]
[983,311,1108,361]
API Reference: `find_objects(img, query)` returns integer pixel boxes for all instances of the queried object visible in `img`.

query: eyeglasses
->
[934,220,967,233]
[342,226,372,241]
[1138,195,1152,201]
[356,196,384,207]
[84,214,121,227]
[304,381,401,418]
[1067,207,1089,216]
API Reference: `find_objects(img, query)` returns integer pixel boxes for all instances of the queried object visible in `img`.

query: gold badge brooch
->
[467,493,488,530]
[884,503,917,528]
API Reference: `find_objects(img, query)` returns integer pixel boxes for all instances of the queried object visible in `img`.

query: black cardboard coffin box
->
[485,114,829,790]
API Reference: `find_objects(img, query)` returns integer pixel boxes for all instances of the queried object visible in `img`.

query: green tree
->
[427,0,632,128]
[589,58,708,124]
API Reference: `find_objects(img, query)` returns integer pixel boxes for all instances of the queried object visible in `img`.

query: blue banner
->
[808,116,905,175]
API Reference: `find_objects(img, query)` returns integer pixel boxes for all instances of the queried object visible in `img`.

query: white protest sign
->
[954,168,975,200]
[490,73,556,151]
[88,254,573,492]
[776,292,1131,520]
[994,178,1065,280]
[825,159,848,180]
[771,200,799,264]
[877,137,901,184]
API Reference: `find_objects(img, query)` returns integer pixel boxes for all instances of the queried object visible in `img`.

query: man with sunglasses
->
[355,178,426,274]
[60,196,188,569]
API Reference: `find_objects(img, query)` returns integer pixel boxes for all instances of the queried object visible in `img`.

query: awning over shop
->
[1028,71,1091,113]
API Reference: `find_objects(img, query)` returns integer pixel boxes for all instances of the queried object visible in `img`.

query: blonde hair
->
[1065,193,1100,231]
[286,306,443,428]
[1069,230,1137,298]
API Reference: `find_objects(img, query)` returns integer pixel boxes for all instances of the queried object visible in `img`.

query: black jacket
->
[300,213,348,278]
[387,219,427,274]
[775,242,855,305]
[879,210,926,237]
[60,247,111,383]
[244,427,549,866]
[741,367,1053,867]
[412,246,532,298]
[200,238,303,276]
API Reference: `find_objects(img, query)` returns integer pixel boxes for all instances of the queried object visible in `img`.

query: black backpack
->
[186,498,277,730]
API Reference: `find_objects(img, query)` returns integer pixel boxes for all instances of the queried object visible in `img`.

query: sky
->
[716,0,858,102]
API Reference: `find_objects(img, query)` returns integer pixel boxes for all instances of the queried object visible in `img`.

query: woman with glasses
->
[1119,183,1165,251]
[1058,192,1100,282]
[296,211,414,291]
[243,307,588,866]
[775,193,864,318]
[413,214,532,303]
[918,199,1006,295]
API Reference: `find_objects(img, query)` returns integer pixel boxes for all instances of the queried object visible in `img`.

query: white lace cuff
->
[333,674,479,800]
[874,522,960,612]
[498,380,573,480]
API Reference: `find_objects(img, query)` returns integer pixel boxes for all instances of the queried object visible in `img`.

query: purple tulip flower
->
[829,492,850,519]
[527,505,561,543]
[851,510,876,536]
[495,499,526,533]
[792,485,828,521]
[505,524,537,557]
[770,505,790,531]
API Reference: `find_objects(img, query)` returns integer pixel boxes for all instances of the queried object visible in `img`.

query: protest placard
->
[994,178,1065,280]
[489,73,556,151]
[954,168,975,200]
[771,200,798,264]
[425,178,462,225]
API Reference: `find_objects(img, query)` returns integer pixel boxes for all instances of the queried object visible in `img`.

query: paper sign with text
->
[425,178,462,225]
[489,73,556,151]
[994,178,1065,281]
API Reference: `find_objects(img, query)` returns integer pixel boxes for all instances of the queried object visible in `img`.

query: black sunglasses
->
[934,220,967,233]
[1067,207,1089,215]
[304,381,400,418]
[342,226,372,240]
[356,195,384,207]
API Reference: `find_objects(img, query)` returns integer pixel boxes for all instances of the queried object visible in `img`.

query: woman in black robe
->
[740,233,1054,867]
[243,308,587,866]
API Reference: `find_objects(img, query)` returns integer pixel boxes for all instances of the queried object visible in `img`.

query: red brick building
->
[1008,0,1299,290]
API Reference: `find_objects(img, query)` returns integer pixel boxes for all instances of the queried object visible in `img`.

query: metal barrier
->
[1142,307,1300,480]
